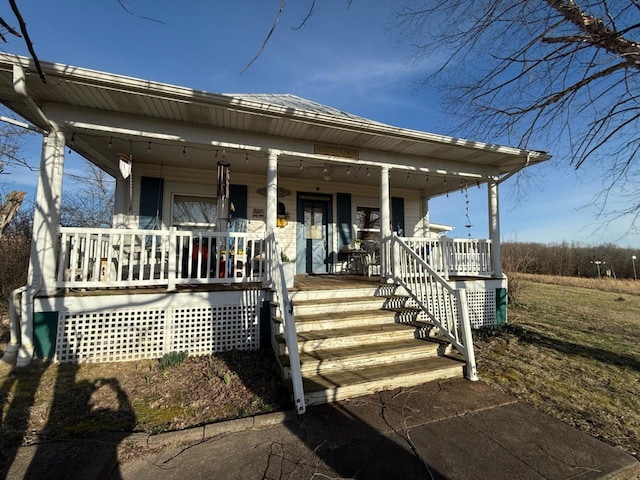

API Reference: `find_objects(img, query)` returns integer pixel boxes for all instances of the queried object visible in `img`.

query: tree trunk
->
[0,190,26,236]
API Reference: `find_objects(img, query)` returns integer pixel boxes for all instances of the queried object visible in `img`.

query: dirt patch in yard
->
[0,312,291,464]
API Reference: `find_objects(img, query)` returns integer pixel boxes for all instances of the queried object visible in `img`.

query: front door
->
[301,199,329,274]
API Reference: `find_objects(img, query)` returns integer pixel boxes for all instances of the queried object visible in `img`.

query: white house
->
[0,54,550,412]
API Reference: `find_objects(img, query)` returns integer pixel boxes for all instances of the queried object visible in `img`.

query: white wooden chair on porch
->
[361,240,380,277]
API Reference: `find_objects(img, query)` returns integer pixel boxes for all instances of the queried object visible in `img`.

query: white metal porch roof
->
[0,53,550,188]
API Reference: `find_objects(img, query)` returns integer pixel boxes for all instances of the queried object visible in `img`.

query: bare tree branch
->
[241,0,286,75]
[394,0,640,230]
[0,16,22,42]
[8,0,46,83]
[115,0,167,25]
[293,0,316,30]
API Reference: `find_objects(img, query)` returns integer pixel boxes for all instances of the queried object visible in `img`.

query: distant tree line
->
[502,241,639,280]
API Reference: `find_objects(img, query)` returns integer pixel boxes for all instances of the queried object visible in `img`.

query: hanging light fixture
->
[323,165,331,181]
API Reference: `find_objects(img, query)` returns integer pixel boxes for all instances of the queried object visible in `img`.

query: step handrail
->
[268,231,307,414]
[390,234,478,381]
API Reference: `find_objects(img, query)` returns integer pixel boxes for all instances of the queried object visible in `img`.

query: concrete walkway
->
[3,379,639,479]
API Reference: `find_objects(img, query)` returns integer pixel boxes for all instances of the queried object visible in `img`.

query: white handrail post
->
[441,239,450,280]
[269,230,306,414]
[457,288,478,381]
[167,227,177,291]
[392,233,401,281]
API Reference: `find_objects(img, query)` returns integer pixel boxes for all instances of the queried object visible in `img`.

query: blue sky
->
[0,0,638,248]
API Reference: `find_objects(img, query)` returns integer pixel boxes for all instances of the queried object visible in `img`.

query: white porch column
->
[380,167,392,278]
[488,180,502,277]
[29,127,66,294]
[266,150,279,234]
[421,195,430,236]
[380,167,391,237]
[113,175,129,228]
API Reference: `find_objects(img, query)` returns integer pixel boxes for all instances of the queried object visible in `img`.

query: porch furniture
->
[361,240,380,277]
[345,250,367,275]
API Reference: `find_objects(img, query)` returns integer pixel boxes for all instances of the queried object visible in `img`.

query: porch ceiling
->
[0,54,551,193]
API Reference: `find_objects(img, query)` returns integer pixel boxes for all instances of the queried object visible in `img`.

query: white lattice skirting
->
[400,289,496,329]
[51,291,264,363]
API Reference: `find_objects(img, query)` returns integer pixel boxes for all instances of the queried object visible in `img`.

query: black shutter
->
[139,176,163,229]
[391,197,405,236]
[336,193,352,249]
[229,184,248,219]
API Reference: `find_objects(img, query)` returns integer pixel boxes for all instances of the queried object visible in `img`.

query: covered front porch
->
[0,55,550,411]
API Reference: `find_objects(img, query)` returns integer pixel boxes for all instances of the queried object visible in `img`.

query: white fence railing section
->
[57,227,267,289]
[385,234,479,381]
[267,232,306,414]
[400,237,492,278]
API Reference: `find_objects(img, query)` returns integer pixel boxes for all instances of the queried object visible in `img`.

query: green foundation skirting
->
[496,288,508,325]
[34,311,59,359]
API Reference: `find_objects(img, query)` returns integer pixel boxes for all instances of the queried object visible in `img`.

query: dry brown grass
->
[520,273,640,296]
[476,276,640,460]
[0,342,291,462]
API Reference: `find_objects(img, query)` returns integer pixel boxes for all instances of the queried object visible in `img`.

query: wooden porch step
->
[275,323,419,354]
[292,309,397,333]
[292,296,388,316]
[289,286,380,302]
[301,355,465,406]
[280,338,448,377]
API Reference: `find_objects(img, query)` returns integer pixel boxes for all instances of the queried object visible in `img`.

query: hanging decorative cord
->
[464,180,473,237]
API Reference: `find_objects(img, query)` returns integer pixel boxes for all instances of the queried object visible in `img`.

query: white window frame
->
[355,204,380,241]
[171,193,218,230]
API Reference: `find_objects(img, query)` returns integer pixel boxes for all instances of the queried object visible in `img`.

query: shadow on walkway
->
[0,361,135,480]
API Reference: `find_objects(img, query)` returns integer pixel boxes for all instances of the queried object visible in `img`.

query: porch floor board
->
[291,274,381,291]
[55,282,263,297]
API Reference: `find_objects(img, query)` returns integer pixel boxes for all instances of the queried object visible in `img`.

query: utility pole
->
[591,260,605,279]
[633,255,637,281]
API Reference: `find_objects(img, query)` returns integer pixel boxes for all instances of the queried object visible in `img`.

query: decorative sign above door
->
[256,186,292,197]
[314,144,359,160]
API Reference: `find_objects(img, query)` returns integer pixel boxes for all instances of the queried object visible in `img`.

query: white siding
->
[125,166,427,263]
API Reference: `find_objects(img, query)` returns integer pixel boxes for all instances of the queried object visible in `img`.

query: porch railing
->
[400,237,492,278]
[56,227,267,290]
[385,234,478,381]
[267,231,306,414]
